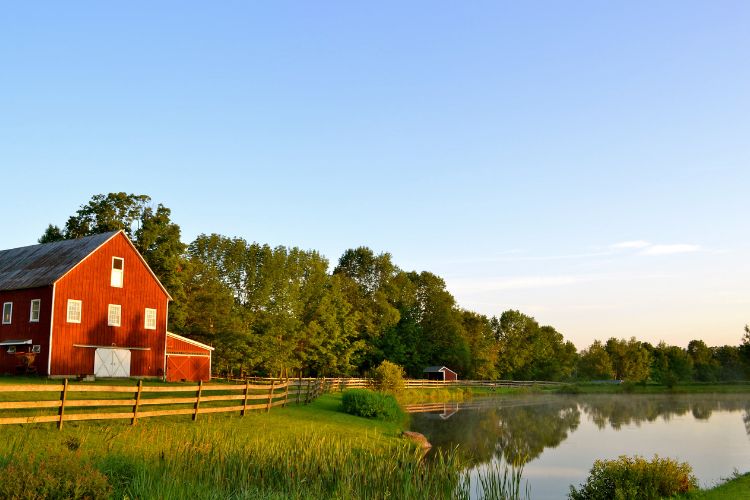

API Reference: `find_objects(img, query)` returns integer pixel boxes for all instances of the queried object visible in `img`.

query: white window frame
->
[66,299,82,324]
[2,302,12,324]
[31,345,40,354]
[111,256,124,288]
[29,299,41,323]
[144,308,157,330]
[7,346,16,354]
[108,304,122,327]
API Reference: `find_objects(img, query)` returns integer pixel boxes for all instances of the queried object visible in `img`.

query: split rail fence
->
[0,378,327,429]
[0,376,562,429]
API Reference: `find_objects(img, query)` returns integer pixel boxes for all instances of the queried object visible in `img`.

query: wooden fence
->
[0,378,327,429]
[246,377,563,391]
[0,376,563,429]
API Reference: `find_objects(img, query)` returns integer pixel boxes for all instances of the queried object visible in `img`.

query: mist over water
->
[409,394,750,499]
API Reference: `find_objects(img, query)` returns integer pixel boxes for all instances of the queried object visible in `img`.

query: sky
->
[1,2,748,349]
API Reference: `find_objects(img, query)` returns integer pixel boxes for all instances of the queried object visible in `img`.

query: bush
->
[0,452,112,499]
[341,389,404,421]
[371,360,406,393]
[569,455,698,500]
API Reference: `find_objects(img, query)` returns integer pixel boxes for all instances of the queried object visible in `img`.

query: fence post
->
[241,380,250,416]
[283,374,289,407]
[266,380,275,412]
[193,380,203,421]
[131,380,143,425]
[58,378,69,430]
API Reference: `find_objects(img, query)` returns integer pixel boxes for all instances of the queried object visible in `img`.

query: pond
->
[408,394,750,499]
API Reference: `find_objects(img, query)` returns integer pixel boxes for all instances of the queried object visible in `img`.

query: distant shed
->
[165,332,214,382]
[423,366,458,382]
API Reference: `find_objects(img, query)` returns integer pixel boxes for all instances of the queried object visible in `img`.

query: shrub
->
[342,389,404,421]
[0,452,112,499]
[569,455,698,500]
[371,360,406,393]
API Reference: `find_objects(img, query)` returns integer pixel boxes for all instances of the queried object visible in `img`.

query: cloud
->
[611,240,651,249]
[639,244,700,256]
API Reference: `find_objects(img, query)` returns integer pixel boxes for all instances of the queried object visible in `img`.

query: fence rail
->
[0,379,327,428]
[0,376,563,428]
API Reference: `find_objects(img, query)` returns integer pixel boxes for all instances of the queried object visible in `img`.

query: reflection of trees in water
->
[411,397,580,465]
[411,395,750,469]
[495,400,580,464]
[580,395,750,430]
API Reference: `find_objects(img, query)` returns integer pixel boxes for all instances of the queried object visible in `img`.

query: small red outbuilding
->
[423,366,459,382]
[165,332,214,382]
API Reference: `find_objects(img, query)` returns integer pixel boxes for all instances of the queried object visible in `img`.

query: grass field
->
[0,392,478,499]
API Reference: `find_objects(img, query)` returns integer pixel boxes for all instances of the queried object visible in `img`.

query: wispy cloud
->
[611,240,702,256]
[639,244,700,256]
[611,240,651,249]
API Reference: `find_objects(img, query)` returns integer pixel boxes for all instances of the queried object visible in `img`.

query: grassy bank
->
[686,472,750,499]
[0,393,475,499]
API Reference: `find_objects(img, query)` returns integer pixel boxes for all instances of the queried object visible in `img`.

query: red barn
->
[423,366,458,382]
[0,231,171,378]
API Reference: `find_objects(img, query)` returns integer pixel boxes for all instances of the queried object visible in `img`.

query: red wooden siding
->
[165,333,212,382]
[50,233,169,377]
[166,355,210,382]
[167,335,211,355]
[443,368,458,381]
[0,287,53,375]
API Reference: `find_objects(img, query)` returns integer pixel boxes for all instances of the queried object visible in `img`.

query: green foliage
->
[492,310,577,381]
[371,360,406,393]
[569,455,698,500]
[0,452,112,499]
[341,389,404,421]
[578,341,615,380]
[605,338,652,382]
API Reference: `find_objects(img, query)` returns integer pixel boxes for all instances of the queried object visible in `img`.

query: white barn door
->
[94,348,131,377]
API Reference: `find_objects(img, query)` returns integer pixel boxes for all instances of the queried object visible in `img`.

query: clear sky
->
[2,2,748,349]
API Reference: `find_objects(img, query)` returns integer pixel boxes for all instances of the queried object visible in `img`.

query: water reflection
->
[409,394,750,466]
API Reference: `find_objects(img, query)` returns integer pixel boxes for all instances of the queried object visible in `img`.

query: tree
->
[687,340,718,382]
[650,342,693,385]
[333,247,401,371]
[605,337,652,382]
[578,340,614,380]
[38,224,65,243]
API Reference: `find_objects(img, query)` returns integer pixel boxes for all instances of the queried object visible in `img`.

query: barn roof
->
[0,232,118,291]
[423,366,458,374]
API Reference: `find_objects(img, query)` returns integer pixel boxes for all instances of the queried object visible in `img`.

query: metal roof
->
[423,366,449,372]
[0,232,118,291]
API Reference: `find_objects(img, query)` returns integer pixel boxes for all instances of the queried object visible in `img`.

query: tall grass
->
[0,392,527,499]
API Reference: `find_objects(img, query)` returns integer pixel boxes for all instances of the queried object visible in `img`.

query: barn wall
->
[167,335,211,355]
[166,355,211,382]
[50,233,169,377]
[443,369,458,381]
[0,287,53,375]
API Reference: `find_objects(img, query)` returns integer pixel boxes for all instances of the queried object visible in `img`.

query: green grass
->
[683,472,750,499]
[0,393,476,499]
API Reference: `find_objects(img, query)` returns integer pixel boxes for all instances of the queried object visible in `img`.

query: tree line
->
[39,193,750,382]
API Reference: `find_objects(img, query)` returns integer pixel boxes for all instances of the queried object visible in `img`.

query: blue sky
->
[2,2,748,348]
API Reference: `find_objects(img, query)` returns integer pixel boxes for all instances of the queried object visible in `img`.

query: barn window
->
[111,257,124,287]
[66,300,82,323]
[2,302,11,324]
[29,299,41,322]
[144,308,157,330]
[108,304,122,327]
